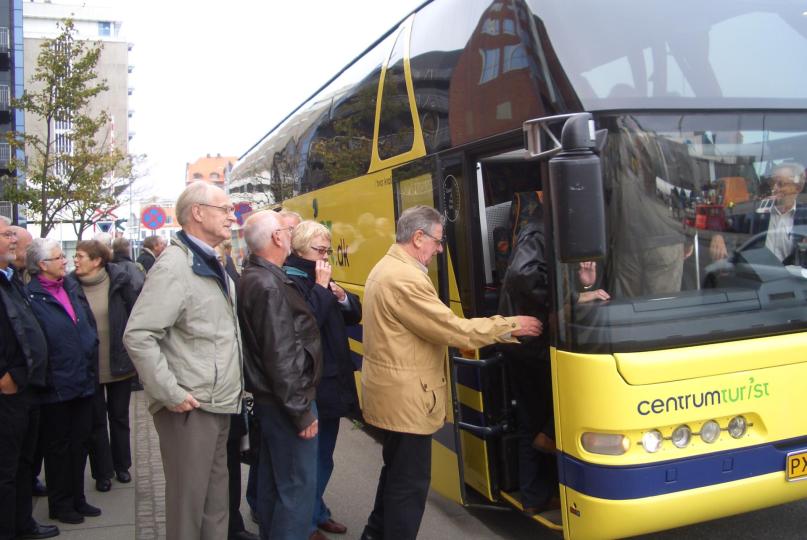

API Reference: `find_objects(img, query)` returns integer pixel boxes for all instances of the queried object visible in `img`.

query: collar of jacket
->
[175,231,229,294]
[247,253,293,283]
[386,243,428,273]
[283,254,315,280]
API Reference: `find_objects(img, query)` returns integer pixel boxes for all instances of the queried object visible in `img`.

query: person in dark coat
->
[0,218,59,540]
[26,238,101,525]
[111,237,145,293]
[72,240,138,493]
[284,220,361,539]
[136,235,165,273]
[497,196,607,515]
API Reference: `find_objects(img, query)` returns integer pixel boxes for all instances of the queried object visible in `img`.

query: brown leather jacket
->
[237,254,322,431]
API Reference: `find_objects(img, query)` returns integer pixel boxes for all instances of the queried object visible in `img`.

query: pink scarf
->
[37,275,77,323]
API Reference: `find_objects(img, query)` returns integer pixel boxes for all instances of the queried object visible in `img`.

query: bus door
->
[391,157,466,503]
[437,146,562,529]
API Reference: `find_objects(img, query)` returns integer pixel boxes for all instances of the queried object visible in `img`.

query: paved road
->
[31,392,807,539]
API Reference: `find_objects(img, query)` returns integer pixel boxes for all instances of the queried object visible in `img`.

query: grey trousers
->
[153,408,230,540]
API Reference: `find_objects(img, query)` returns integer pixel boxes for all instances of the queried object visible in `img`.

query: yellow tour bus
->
[229,1,807,537]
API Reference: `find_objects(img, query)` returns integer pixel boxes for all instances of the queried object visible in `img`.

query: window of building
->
[502,18,515,35]
[192,172,203,179]
[98,22,112,37]
[479,48,500,84]
[504,44,529,73]
[482,18,500,36]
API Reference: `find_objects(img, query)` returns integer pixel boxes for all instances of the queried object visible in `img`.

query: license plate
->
[785,450,807,481]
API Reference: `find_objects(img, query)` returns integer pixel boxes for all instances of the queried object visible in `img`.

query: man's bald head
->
[10,226,32,269]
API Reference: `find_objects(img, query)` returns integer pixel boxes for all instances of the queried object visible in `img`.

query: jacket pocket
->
[419,373,447,416]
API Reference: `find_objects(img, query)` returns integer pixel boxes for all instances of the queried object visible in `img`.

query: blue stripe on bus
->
[459,404,485,427]
[346,325,363,343]
[432,422,456,451]
[558,435,807,500]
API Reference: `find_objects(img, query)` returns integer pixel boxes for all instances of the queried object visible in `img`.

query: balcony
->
[0,85,9,122]
[0,27,9,70]
[0,142,10,172]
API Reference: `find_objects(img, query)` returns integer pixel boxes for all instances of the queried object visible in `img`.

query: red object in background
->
[141,205,167,230]
[693,204,727,231]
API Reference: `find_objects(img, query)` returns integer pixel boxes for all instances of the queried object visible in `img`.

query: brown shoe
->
[318,518,347,534]
[532,432,557,453]
[309,531,329,540]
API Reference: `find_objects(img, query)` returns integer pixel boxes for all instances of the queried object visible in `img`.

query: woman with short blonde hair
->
[284,220,359,536]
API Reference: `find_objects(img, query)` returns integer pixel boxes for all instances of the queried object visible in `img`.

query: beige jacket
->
[123,235,243,415]
[361,244,519,435]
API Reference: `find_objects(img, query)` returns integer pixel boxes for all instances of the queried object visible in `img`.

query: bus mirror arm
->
[457,420,509,440]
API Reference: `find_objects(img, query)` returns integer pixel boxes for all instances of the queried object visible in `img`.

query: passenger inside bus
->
[495,190,608,515]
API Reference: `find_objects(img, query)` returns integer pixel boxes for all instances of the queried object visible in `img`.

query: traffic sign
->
[141,205,167,230]
[97,221,113,233]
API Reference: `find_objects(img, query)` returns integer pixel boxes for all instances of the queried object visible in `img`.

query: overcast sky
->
[117,0,425,199]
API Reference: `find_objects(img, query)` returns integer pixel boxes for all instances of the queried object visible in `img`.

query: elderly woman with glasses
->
[72,240,138,493]
[283,220,361,538]
[25,238,101,525]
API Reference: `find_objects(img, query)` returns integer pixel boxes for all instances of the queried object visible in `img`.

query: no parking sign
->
[141,206,166,230]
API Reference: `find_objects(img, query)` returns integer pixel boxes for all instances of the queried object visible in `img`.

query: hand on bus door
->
[298,418,318,440]
[710,235,728,261]
[167,393,200,413]
[315,259,332,288]
[511,316,542,337]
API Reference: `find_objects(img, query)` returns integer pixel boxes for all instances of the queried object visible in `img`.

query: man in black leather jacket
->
[237,210,322,540]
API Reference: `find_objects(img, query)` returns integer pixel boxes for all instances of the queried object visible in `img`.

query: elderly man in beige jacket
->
[124,181,244,540]
[360,205,541,540]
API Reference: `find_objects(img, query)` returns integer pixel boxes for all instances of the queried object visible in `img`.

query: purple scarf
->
[37,275,77,323]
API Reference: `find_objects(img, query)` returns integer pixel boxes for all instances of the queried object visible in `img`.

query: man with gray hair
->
[136,235,165,273]
[237,210,321,540]
[124,181,244,540]
[360,205,541,540]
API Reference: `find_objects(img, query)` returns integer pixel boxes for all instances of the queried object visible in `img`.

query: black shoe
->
[49,510,83,524]
[95,478,111,492]
[229,531,259,540]
[32,478,47,497]
[75,502,101,517]
[115,470,131,483]
[17,522,59,539]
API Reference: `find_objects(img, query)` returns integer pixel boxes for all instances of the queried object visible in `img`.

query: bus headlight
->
[728,416,747,439]
[671,425,692,448]
[700,420,720,443]
[581,432,630,455]
[642,430,663,453]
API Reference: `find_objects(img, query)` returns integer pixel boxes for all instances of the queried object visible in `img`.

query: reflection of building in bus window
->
[709,163,807,263]
[604,116,685,297]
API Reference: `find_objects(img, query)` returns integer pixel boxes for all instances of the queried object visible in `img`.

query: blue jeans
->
[311,417,340,531]
[255,400,318,540]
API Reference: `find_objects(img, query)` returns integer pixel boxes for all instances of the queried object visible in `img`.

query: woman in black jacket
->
[26,238,100,525]
[284,220,361,538]
[72,240,138,492]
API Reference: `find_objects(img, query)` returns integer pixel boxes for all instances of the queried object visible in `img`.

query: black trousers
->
[89,379,133,479]
[227,412,247,535]
[363,429,432,540]
[0,392,38,540]
[40,396,93,516]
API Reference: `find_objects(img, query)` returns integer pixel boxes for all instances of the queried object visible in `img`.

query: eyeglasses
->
[198,203,236,214]
[273,226,294,235]
[0,231,16,239]
[43,254,66,262]
[311,246,333,256]
[420,230,446,244]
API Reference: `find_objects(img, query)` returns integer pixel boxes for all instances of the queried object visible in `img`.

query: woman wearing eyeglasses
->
[283,220,361,540]
[72,240,138,494]
[25,238,101,525]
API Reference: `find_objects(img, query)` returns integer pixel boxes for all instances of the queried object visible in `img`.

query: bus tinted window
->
[528,0,807,109]
[377,28,415,160]
[559,112,807,353]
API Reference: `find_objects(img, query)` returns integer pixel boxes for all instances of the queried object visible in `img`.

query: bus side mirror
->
[548,113,607,263]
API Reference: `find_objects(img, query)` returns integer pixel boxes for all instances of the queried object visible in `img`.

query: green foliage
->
[3,18,132,238]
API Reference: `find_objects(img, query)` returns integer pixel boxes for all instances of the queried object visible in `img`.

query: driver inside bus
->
[497,195,608,515]
[709,163,807,264]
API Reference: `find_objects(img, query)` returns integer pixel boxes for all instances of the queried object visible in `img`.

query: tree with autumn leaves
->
[3,18,135,238]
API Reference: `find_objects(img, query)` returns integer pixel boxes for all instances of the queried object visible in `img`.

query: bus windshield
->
[529,0,807,110]
[559,112,807,353]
